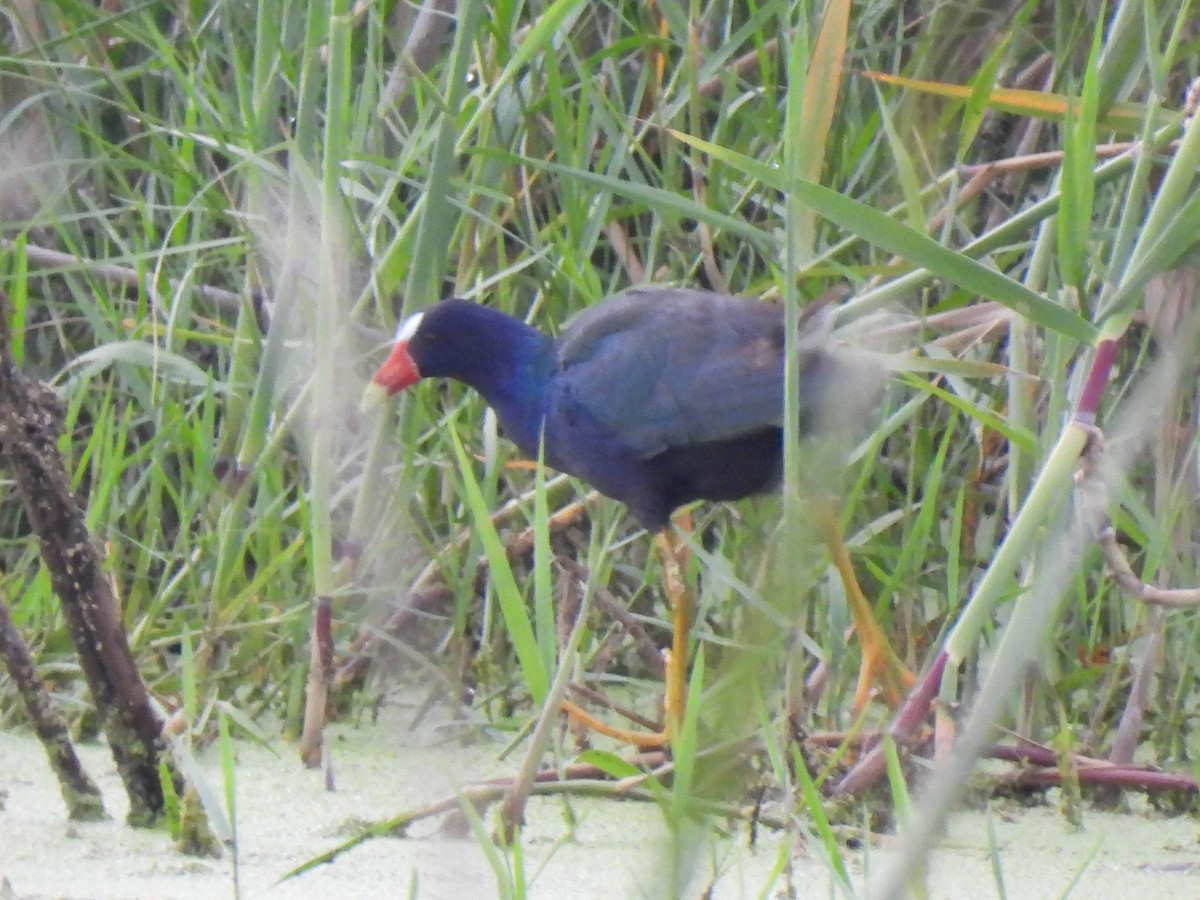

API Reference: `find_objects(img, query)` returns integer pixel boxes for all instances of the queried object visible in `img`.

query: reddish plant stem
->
[984,744,1195,793]
[479,751,669,788]
[832,651,948,795]
[1075,337,1120,422]
[986,743,1060,767]
[834,328,1127,797]
[1110,605,1166,765]
[1003,765,1196,793]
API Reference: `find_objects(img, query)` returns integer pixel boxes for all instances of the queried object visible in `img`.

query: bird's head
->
[362,299,526,410]
[363,309,427,408]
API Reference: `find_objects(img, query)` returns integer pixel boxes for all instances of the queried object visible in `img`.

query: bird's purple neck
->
[419,303,556,456]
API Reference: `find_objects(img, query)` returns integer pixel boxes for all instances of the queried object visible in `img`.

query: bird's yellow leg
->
[558,513,693,749]
[656,514,692,742]
[814,503,914,710]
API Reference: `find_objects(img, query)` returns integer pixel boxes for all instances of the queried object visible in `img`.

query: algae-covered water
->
[3,706,1198,899]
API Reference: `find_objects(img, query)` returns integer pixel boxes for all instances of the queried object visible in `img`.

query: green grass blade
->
[667,130,1098,343]
[1057,11,1103,294]
[449,427,549,704]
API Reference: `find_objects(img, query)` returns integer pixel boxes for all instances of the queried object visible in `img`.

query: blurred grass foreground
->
[2,2,1200,894]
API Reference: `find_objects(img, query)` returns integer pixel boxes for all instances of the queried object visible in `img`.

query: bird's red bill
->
[372,341,420,394]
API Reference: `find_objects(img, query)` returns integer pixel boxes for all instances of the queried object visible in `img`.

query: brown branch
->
[0,593,105,820]
[691,166,730,294]
[1,237,268,330]
[1073,428,1200,608]
[1098,526,1200,606]
[299,596,334,768]
[696,37,779,100]
[0,291,169,823]
[334,490,597,688]
[606,221,645,284]
[958,140,1150,178]
[567,682,662,733]
[557,557,666,680]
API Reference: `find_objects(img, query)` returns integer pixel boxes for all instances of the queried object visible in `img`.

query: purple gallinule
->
[365,287,911,744]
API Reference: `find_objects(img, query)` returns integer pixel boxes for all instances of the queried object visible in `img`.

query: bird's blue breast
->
[480,355,556,462]
[542,379,655,508]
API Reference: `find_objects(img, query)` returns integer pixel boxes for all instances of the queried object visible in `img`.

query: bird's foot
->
[814,501,914,711]
[851,621,915,712]
[560,700,668,749]
[556,517,695,751]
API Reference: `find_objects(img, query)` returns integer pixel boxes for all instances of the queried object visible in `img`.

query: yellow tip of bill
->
[360,381,390,413]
